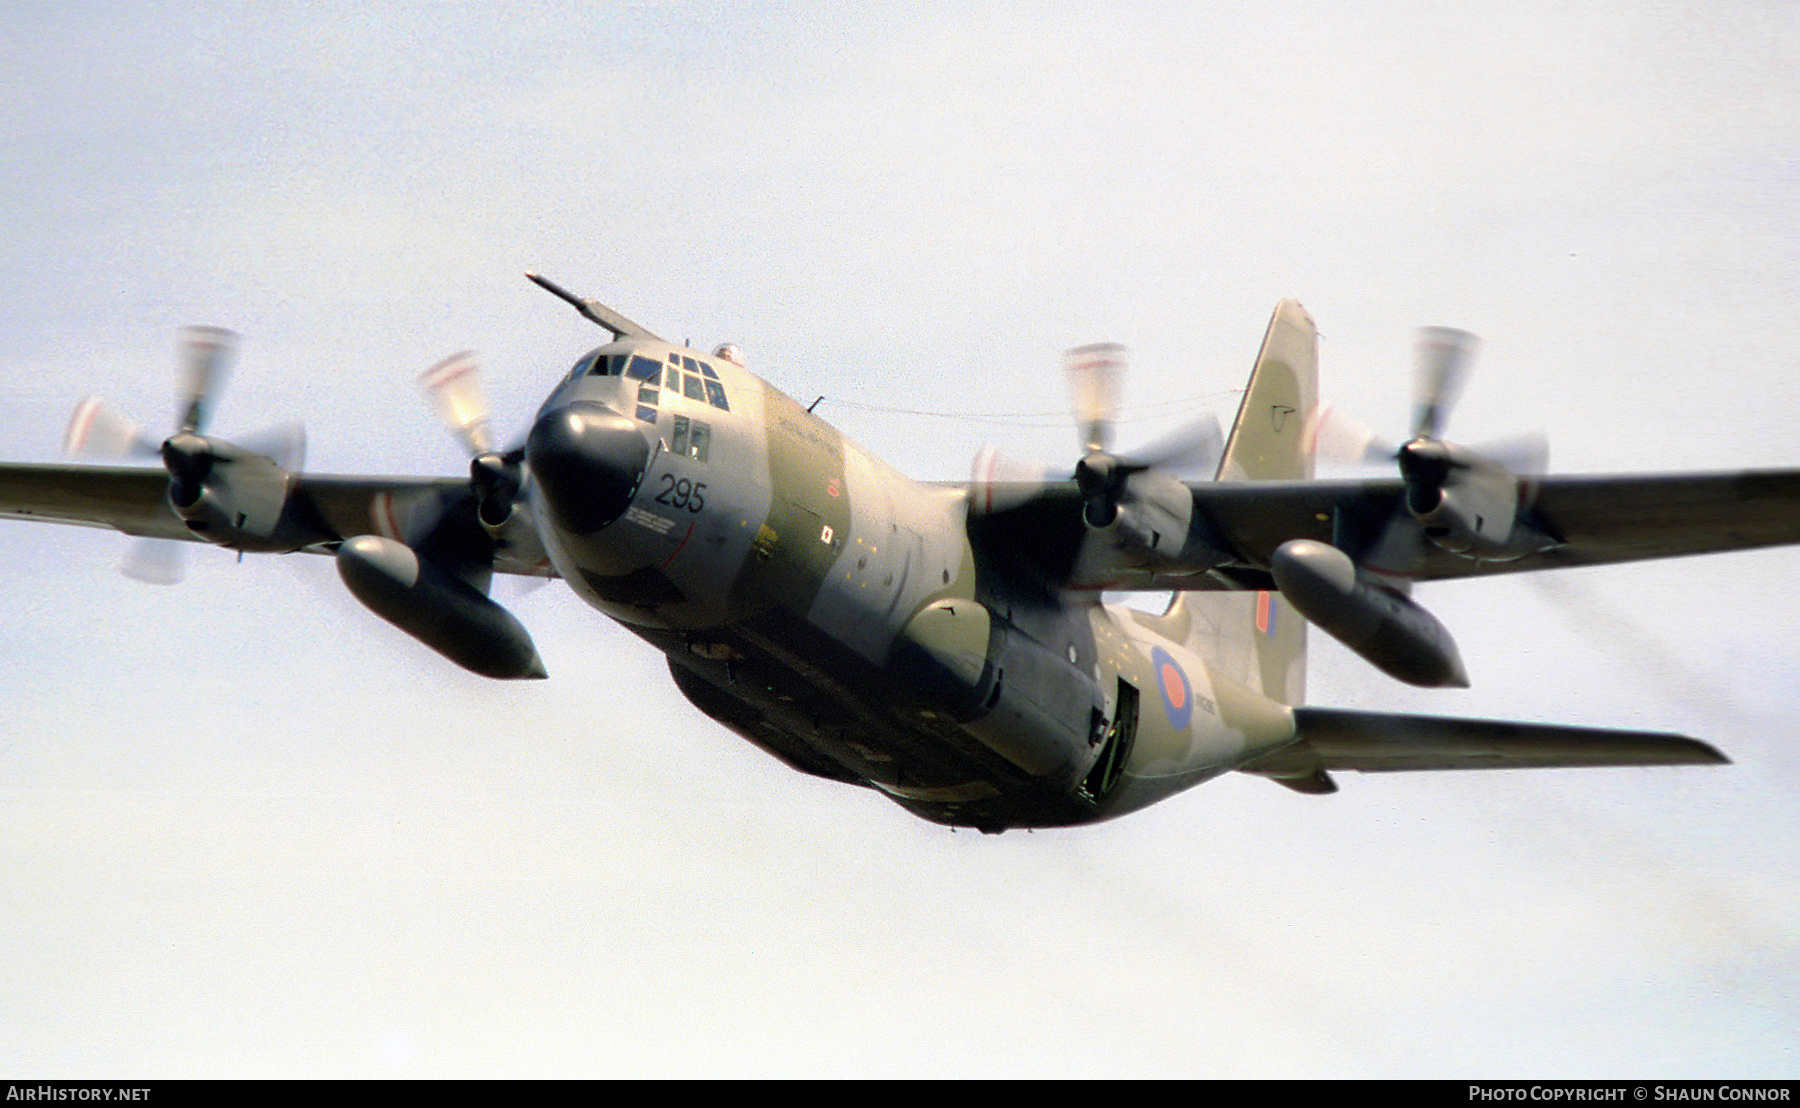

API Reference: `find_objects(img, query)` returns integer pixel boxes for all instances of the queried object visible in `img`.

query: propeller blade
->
[1065,342,1125,456]
[1310,404,1398,468]
[175,325,236,435]
[420,351,493,457]
[118,536,187,586]
[1469,429,1549,477]
[1410,326,1479,441]
[62,397,160,459]
[1120,411,1225,478]
[968,444,1053,516]
[236,421,307,472]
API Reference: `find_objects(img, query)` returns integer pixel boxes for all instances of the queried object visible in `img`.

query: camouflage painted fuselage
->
[526,340,1301,832]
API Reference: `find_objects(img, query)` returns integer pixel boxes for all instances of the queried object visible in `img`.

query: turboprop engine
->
[63,326,309,581]
[1323,327,1560,566]
[160,431,305,549]
[1294,325,1564,687]
[967,343,1231,590]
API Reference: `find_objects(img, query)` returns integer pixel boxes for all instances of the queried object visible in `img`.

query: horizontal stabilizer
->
[1242,707,1727,794]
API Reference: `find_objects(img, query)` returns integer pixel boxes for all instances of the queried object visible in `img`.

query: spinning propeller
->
[972,344,1223,516]
[970,341,1224,588]
[1064,342,1223,531]
[1274,325,1561,687]
[1315,326,1552,575]
[63,326,303,583]
[419,351,526,531]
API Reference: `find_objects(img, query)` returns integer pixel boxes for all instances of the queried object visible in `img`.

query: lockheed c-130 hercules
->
[6,275,1797,833]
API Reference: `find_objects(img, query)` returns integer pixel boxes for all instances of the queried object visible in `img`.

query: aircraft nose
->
[526,402,649,534]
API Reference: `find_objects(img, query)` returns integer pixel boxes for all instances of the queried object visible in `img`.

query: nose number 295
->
[655,473,706,513]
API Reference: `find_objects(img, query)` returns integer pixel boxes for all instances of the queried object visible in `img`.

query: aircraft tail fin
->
[1215,298,1320,484]
[1167,300,1319,705]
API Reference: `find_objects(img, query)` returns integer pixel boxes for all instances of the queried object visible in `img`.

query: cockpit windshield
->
[577,348,733,415]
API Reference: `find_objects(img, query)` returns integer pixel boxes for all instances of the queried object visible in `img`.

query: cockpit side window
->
[671,415,712,462]
[625,354,661,381]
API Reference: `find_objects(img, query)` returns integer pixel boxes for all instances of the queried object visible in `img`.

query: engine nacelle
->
[335,534,547,680]
[1401,439,1555,560]
[161,433,303,552]
[1271,538,1469,688]
[1109,466,1194,559]
[1068,465,1228,588]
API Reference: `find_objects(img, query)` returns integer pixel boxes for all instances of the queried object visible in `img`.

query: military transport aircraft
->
[5,276,1798,832]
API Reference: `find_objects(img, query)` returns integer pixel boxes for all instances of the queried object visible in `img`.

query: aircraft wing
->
[1198,468,1800,583]
[0,462,197,540]
[966,468,1800,590]
[0,461,556,578]
[1239,707,1728,794]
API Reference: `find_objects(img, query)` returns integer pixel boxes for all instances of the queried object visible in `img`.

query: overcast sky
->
[1,1,1797,1078]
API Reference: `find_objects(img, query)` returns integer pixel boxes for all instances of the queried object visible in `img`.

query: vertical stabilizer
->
[1216,299,1319,483]
[1172,300,1318,705]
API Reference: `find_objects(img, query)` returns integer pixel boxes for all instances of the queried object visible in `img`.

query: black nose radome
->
[526,402,649,534]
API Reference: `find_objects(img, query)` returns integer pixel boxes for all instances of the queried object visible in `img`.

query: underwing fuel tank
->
[335,534,547,680]
[1270,538,1469,688]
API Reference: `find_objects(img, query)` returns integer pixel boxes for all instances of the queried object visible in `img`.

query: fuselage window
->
[625,354,661,382]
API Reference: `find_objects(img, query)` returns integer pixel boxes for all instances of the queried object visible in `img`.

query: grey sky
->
[1,1,1796,1077]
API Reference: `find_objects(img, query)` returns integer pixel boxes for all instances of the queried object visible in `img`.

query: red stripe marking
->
[373,492,402,541]
[65,397,99,452]
[657,522,696,570]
